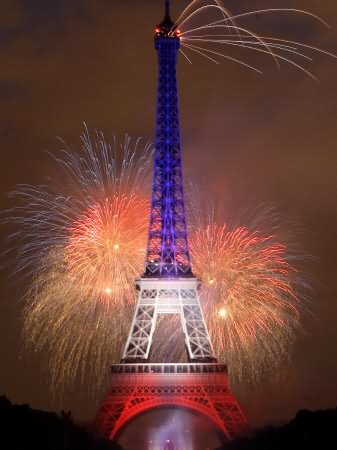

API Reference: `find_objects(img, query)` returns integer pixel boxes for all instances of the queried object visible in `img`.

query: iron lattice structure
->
[95,364,246,441]
[95,1,247,443]
[145,3,191,278]
[122,278,215,361]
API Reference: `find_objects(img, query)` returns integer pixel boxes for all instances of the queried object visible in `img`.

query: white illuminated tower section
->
[95,1,247,441]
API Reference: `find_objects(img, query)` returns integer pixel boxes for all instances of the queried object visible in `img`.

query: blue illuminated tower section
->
[145,2,192,277]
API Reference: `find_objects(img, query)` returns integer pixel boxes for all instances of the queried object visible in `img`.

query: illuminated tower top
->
[155,0,177,36]
[144,0,191,277]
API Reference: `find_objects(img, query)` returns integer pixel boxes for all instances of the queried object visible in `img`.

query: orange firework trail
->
[189,220,305,384]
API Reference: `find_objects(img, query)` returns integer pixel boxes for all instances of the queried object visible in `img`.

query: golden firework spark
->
[8,127,151,393]
[190,222,304,384]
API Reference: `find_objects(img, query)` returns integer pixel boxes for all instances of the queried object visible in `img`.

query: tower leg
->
[181,303,216,361]
[122,299,157,361]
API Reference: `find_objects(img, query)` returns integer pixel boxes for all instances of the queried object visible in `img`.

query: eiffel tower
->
[95,1,247,442]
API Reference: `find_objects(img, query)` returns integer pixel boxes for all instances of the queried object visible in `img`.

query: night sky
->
[0,0,336,431]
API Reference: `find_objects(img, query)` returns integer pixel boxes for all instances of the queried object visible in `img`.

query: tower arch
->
[111,390,230,440]
[94,363,247,441]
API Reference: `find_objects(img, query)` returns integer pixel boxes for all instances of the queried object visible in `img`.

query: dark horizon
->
[0,0,336,432]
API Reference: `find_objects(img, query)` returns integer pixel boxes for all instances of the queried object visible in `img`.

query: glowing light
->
[113,243,120,250]
[105,287,112,295]
[218,307,227,318]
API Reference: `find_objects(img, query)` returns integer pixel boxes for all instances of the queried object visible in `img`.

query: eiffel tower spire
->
[165,0,171,19]
[145,0,190,277]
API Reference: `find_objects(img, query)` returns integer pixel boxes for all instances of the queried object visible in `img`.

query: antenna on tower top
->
[165,0,170,19]
[156,0,176,35]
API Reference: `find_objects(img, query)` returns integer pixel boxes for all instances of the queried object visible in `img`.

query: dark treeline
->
[220,408,337,450]
[1,395,336,449]
[0,396,122,450]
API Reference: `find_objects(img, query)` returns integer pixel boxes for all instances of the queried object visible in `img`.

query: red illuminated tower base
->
[94,363,246,440]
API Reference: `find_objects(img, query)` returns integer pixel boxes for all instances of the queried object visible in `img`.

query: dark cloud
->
[0,0,24,30]
[0,0,336,432]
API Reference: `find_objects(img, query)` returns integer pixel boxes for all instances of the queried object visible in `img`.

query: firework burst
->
[150,198,309,384]
[65,193,147,306]
[174,0,336,80]
[6,127,151,393]
[189,217,307,385]
[5,140,309,391]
